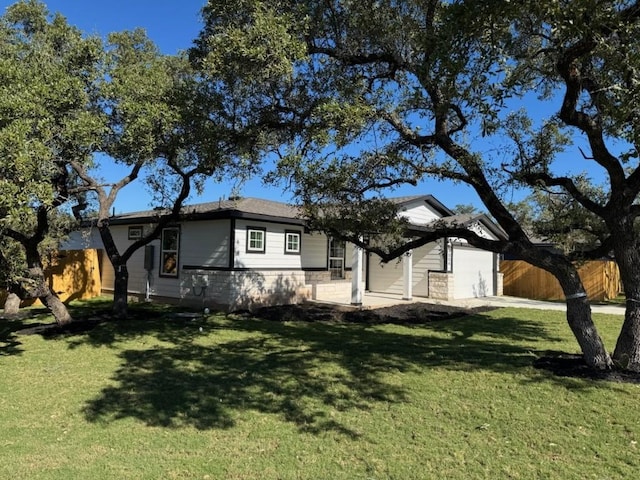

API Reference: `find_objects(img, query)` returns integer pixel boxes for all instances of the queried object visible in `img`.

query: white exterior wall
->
[96,225,163,297]
[301,232,328,269]
[368,241,443,296]
[451,245,495,298]
[180,219,230,269]
[233,219,303,269]
[98,219,313,309]
[99,219,232,301]
[397,199,442,224]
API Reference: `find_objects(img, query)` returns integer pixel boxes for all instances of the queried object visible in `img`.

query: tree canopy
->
[0,0,298,319]
[195,0,640,370]
[0,0,104,322]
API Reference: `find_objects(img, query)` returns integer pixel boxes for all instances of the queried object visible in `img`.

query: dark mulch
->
[534,352,640,384]
[16,316,109,337]
[249,301,495,324]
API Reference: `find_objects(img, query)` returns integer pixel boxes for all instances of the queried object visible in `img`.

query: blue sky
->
[3,0,598,216]
[1,0,488,214]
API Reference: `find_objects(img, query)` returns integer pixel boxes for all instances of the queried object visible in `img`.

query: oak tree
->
[195,0,640,370]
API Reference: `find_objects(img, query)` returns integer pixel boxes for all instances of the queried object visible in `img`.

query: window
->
[160,227,180,277]
[128,226,142,240]
[328,238,345,280]
[285,230,301,254]
[246,227,266,253]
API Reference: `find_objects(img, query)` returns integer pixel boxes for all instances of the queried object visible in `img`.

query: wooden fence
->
[1,249,102,307]
[500,259,621,302]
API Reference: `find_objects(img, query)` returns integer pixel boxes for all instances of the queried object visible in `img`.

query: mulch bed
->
[533,352,640,384]
[248,302,495,324]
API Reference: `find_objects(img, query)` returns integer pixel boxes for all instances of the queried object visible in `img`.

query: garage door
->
[451,246,495,298]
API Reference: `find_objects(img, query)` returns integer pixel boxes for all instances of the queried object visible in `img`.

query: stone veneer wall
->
[304,271,332,284]
[495,272,503,296]
[181,269,311,310]
[428,271,455,300]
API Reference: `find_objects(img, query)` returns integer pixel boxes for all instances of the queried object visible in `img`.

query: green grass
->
[1,299,638,479]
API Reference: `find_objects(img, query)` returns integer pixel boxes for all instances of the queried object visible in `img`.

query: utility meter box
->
[144,245,154,271]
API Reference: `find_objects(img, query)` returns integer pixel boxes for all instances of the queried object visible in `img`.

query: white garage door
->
[451,246,495,299]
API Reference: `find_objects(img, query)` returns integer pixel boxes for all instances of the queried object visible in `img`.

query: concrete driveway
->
[315,292,626,316]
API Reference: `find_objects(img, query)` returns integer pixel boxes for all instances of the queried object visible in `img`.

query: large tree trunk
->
[550,259,613,369]
[38,284,73,325]
[610,227,640,371]
[24,251,72,326]
[112,260,129,319]
[613,303,640,371]
[3,292,21,316]
[98,224,129,319]
[564,294,612,369]
[16,267,73,325]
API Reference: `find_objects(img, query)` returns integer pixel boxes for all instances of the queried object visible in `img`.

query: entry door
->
[329,239,345,280]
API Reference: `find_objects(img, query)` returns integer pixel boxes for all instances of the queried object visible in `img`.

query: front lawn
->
[1,300,638,479]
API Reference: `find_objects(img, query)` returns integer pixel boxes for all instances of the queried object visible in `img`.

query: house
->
[63,195,505,310]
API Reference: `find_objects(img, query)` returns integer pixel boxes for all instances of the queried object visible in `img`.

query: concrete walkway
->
[315,292,626,316]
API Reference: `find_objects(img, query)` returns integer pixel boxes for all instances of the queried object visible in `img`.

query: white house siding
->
[451,245,495,298]
[95,220,228,300]
[143,219,306,308]
[301,232,328,269]
[180,219,230,269]
[233,219,304,270]
[95,219,313,309]
[397,199,442,225]
[177,219,233,305]
[368,241,443,296]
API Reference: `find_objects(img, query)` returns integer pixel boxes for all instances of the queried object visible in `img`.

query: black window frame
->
[159,226,180,278]
[284,230,302,255]
[246,226,266,254]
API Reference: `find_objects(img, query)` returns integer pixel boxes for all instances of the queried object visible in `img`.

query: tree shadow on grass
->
[73,309,563,435]
[0,318,26,356]
[1,306,61,356]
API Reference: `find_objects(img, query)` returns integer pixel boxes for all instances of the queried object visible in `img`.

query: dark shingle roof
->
[108,197,304,226]
[106,194,474,231]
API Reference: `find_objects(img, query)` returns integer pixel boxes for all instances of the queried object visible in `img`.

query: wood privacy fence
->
[500,259,621,302]
[1,249,102,307]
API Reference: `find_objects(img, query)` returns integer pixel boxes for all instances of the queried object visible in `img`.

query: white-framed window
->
[160,227,180,277]
[246,226,266,253]
[328,238,345,280]
[285,230,301,254]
